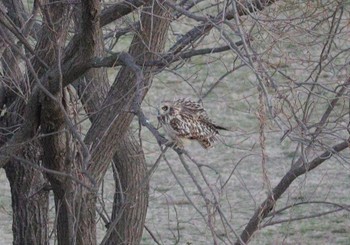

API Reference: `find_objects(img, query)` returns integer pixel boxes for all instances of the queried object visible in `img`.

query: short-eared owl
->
[157,98,228,149]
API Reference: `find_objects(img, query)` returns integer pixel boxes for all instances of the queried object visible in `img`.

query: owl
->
[157,98,228,149]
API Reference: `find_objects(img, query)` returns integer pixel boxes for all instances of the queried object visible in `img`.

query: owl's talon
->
[167,143,184,154]
[165,140,183,151]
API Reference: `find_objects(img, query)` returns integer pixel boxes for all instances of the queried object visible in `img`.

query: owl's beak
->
[157,111,165,122]
[156,109,162,120]
[156,110,163,129]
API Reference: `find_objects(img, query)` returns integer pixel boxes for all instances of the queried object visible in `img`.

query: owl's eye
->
[161,105,169,111]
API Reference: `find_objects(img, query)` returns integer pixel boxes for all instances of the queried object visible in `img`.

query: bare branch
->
[100,0,145,27]
[169,0,278,54]
[263,201,350,227]
[236,139,350,245]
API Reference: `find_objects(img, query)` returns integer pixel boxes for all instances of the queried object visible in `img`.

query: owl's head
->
[157,101,173,116]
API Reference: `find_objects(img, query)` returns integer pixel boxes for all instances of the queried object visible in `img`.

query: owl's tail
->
[214,124,230,131]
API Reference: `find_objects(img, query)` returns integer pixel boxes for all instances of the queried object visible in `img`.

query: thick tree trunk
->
[4,150,49,245]
[0,1,50,244]
[74,17,149,245]
[33,1,98,244]
[70,1,170,244]
[81,0,171,243]
[40,1,101,244]
[104,133,148,244]
[40,91,76,245]
[0,96,48,245]
[85,0,171,185]
[1,0,168,244]
[102,0,171,242]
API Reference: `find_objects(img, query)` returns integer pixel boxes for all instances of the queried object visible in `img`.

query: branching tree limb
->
[236,139,350,244]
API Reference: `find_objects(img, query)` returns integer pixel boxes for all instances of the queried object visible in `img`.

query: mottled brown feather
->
[158,98,228,149]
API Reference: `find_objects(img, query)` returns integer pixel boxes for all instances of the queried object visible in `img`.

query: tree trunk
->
[0,1,50,244]
[104,133,148,245]
[81,0,170,243]
[4,149,49,245]
[73,15,149,245]
[32,1,97,244]
[85,0,171,186]
[74,0,170,243]
[1,0,168,243]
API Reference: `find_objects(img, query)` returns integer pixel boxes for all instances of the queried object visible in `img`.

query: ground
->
[0,51,349,245]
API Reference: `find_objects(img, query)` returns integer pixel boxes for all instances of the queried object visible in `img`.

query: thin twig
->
[144,225,162,245]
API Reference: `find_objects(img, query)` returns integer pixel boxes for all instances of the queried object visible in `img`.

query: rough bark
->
[0,1,50,244]
[105,133,148,245]
[1,0,165,243]
[85,0,172,185]
[4,146,49,245]
[74,13,149,245]
[74,3,172,242]
[33,2,77,245]
[74,1,170,243]
[98,1,173,242]
[39,1,101,244]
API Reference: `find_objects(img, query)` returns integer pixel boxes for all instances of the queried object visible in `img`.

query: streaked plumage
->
[157,98,228,149]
